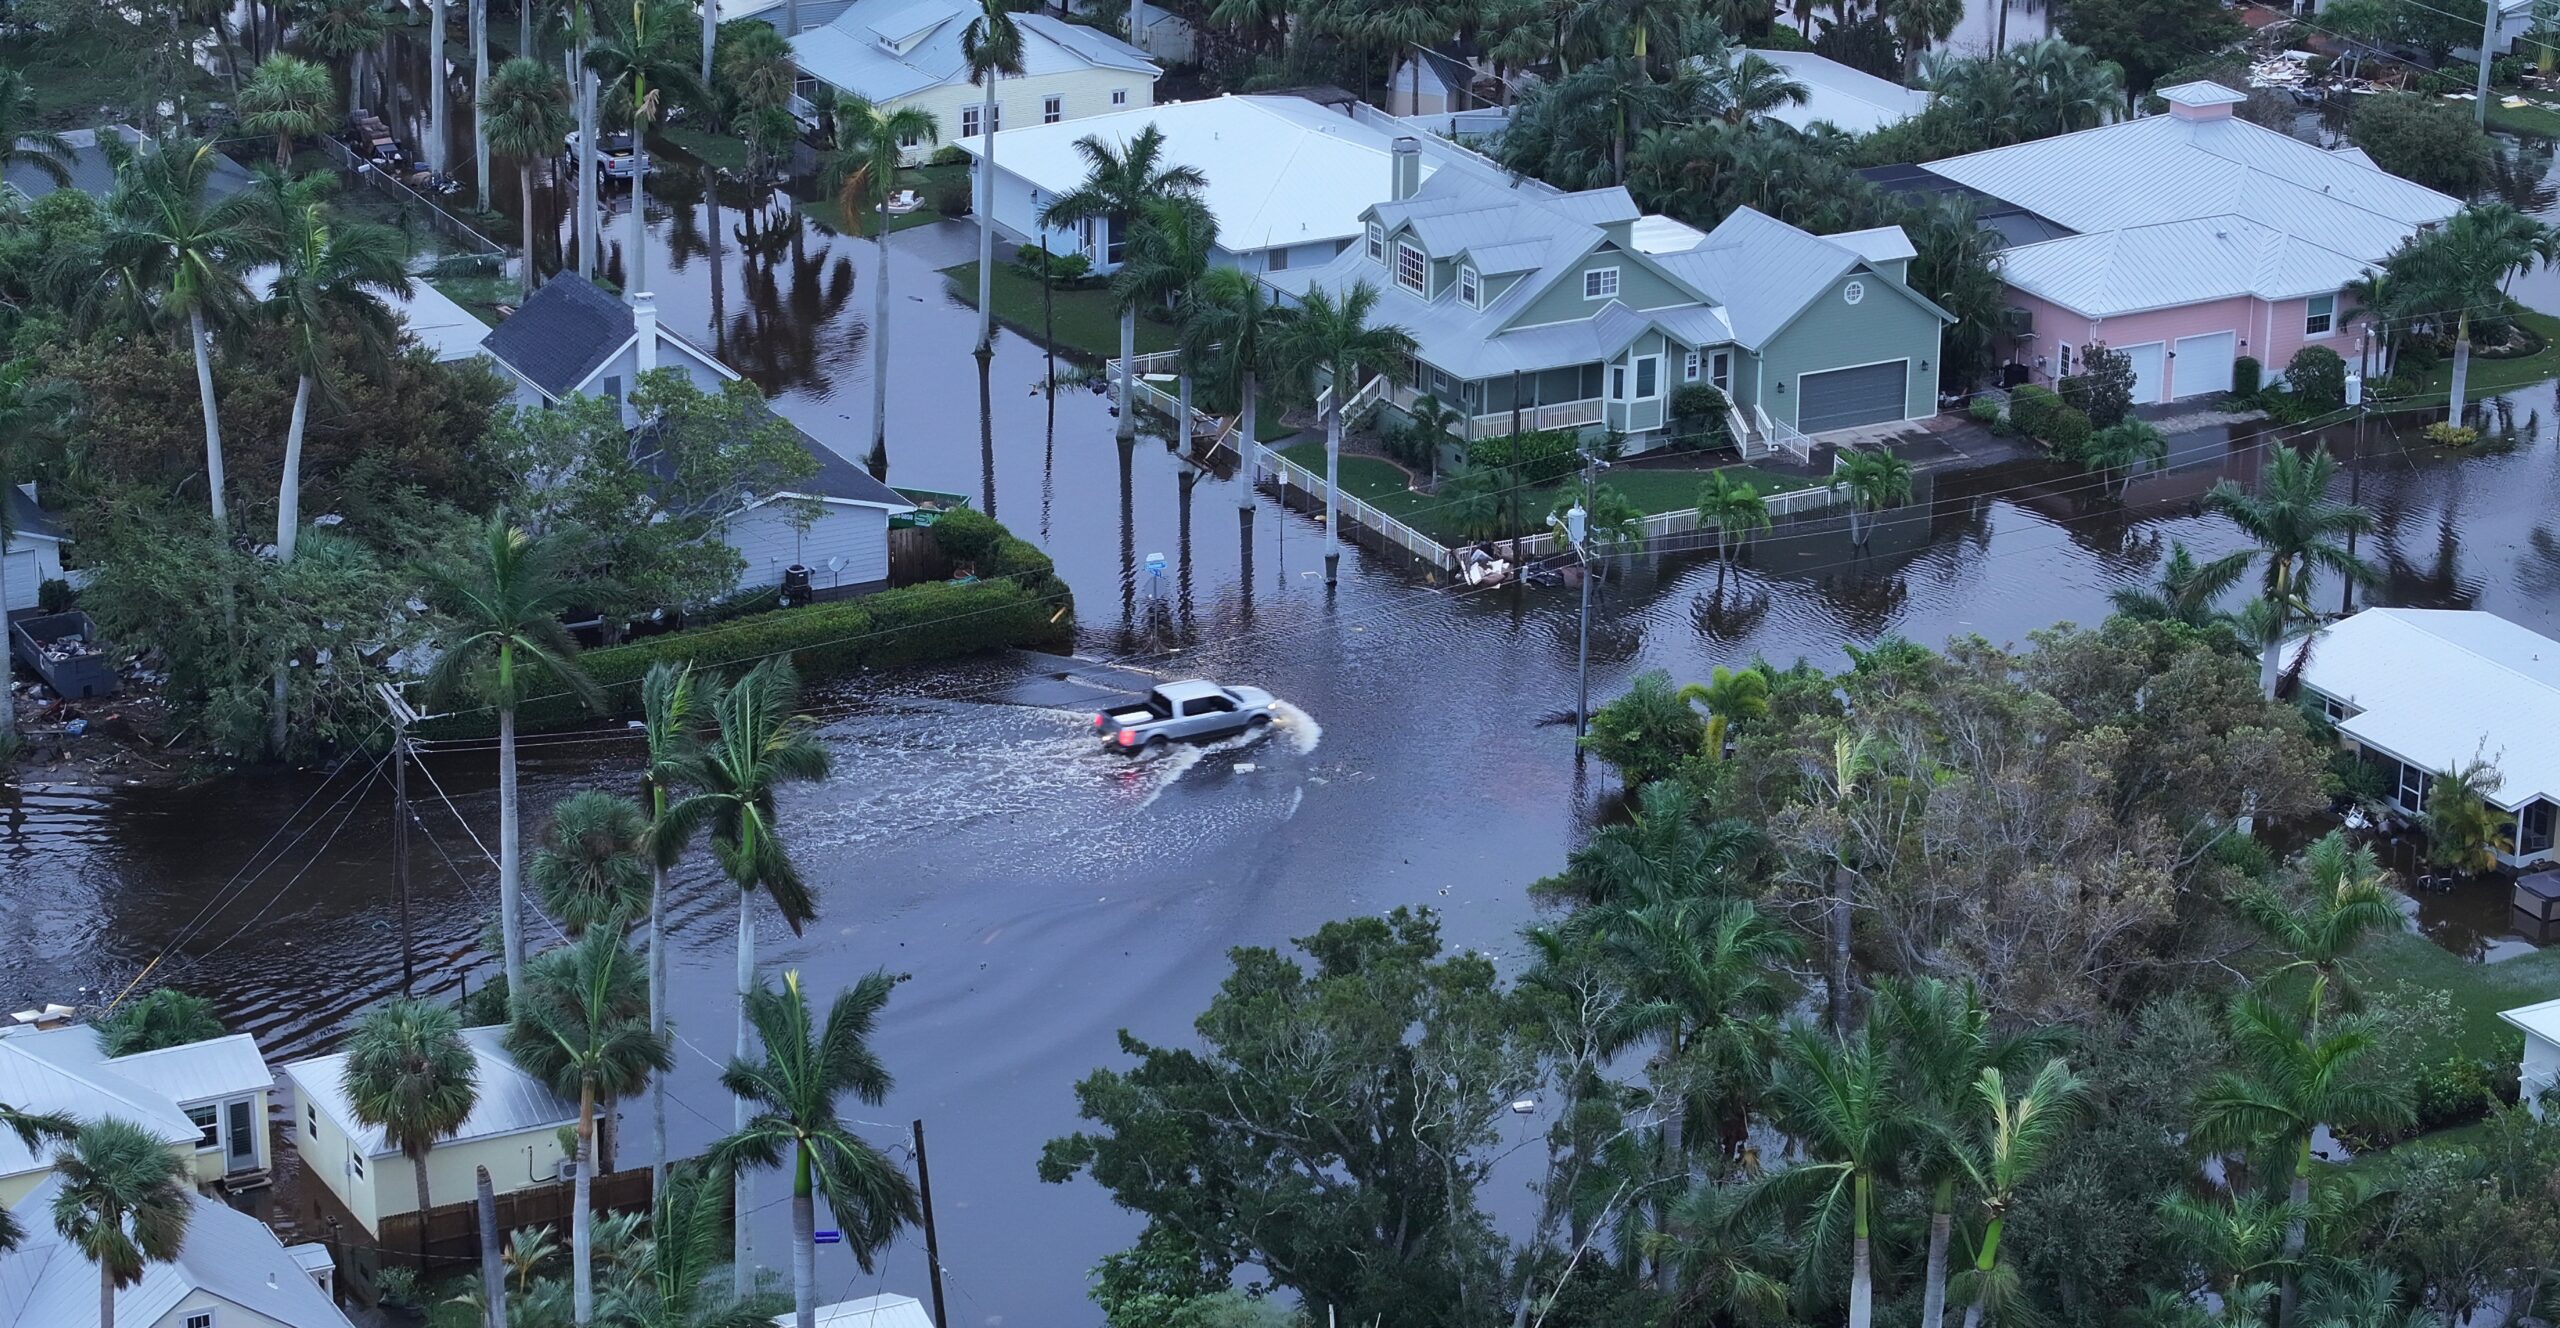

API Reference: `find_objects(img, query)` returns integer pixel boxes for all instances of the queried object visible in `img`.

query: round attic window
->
[1844,280,1866,305]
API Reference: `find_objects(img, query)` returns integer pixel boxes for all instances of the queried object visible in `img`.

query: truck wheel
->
[1146,735,1169,750]
[1248,715,1272,729]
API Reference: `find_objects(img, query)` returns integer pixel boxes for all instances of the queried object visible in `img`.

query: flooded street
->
[18,38,2560,1326]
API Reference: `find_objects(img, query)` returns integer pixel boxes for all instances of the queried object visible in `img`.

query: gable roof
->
[790,0,1155,106]
[480,274,731,400]
[2297,608,2560,811]
[286,1026,575,1159]
[0,1035,203,1179]
[1741,49,1933,134]
[1655,206,1950,347]
[3,126,255,205]
[0,1176,353,1328]
[4,485,63,544]
[1995,214,2374,317]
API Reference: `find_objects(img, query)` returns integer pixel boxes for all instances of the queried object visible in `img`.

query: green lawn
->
[938,260,1179,362]
[2362,927,2559,1064]
[2402,307,2560,404]
[2487,98,2560,137]
[430,273,518,327]
[798,163,971,237]
[656,122,749,173]
[1273,445,1814,543]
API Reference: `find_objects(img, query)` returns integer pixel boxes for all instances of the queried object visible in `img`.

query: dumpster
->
[9,611,116,699]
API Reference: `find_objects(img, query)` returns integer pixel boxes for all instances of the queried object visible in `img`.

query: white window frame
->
[1633,354,1661,401]
[185,1314,214,1328]
[960,105,981,138]
[2056,343,2074,378]
[1682,349,1701,382]
[1110,87,1129,105]
[305,1103,319,1137]
[1583,266,1620,300]
[1366,221,1385,262]
[1709,349,1732,391]
[188,1104,220,1153]
[349,1152,365,1181]
[1042,95,1063,124]
[1395,242,1427,295]
[2305,292,2336,337]
[1457,265,1479,308]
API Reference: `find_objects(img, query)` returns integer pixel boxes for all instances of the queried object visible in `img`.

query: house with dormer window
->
[1269,138,1954,451]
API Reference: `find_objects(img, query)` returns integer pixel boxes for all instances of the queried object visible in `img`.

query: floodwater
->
[19,30,2560,1328]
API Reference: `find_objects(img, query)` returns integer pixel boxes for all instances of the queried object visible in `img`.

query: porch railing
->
[1753,404,1815,464]
[1105,350,1225,440]
[1466,398,1607,434]
[1246,439,1454,571]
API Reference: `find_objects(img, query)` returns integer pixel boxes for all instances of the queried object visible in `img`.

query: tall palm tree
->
[2393,203,2551,425]
[98,138,274,532]
[1829,448,1913,548]
[830,94,941,479]
[1183,268,1287,519]
[1715,51,1811,124]
[422,516,605,1003]
[1883,0,1964,74]
[2192,997,2411,1328]
[2204,447,2376,697]
[0,70,71,192]
[532,790,654,938]
[341,997,482,1265]
[51,1117,194,1328]
[1695,471,1770,574]
[2231,832,2398,1034]
[1677,664,1768,765]
[264,200,411,565]
[1764,1022,1908,1328]
[507,928,673,1326]
[657,658,832,1297]
[299,0,392,115]
[1273,280,1416,584]
[588,0,706,302]
[482,58,575,301]
[962,0,1025,358]
[638,663,702,1199]
[1035,126,1208,439]
[1114,194,1219,448]
[238,54,334,170]
[711,971,921,1328]
[2155,1191,2298,1325]
[1951,1060,2083,1328]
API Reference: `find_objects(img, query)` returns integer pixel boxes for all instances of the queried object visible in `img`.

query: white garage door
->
[2173,331,2237,399]
[2,548,38,612]
[1798,361,1910,433]
[2120,342,2166,404]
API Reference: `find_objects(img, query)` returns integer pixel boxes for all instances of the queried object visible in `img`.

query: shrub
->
[1671,383,1729,424]
[2232,355,2262,397]
[2285,344,2349,410]
[2415,1055,2496,1131]
[35,577,72,613]
[2007,383,2064,438]
[1579,669,1704,787]
[1466,427,1582,486]
[2061,343,2137,427]
[375,1266,424,1311]
[2041,405,2094,456]
[925,174,972,218]
[1967,395,2003,424]
[927,144,971,167]
[931,506,1003,564]
[2424,421,2482,446]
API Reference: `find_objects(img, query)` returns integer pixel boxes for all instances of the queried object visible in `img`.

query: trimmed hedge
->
[2008,384,2064,440]
[1467,427,1582,485]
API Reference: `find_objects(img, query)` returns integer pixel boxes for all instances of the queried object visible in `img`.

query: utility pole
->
[912,1120,950,1328]
[374,682,436,997]
[2479,0,2500,129]
[1567,447,1607,737]
[2342,371,2366,615]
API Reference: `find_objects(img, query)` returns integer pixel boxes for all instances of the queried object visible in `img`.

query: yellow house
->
[0,1173,351,1328]
[281,1026,577,1237]
[0,1028,275,1206]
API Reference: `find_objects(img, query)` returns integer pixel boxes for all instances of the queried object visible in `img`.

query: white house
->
[0,1174,351,1328]
[961,94,1436,276]
[282,1025,575,1238]
[781,0,1158,158]
[2500,997,2560,1117]
[3,484,66,617]
[478,274,915,600]
[2295,607,2560,868]
[0,1027,277,1205]
[1741,49,1932,134]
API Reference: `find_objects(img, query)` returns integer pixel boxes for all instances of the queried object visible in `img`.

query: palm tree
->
[712,971,921,1328]
[830,94,941,479]
[238,54,334,170]
[1676,664,1768,764]
[299,0,392,114]
[2156,1191,2298,1324]
[1715,52,1811,124]
[1035,126,1208,440]
[263,200,410,564]
[1402,392,1463,486]
[2393,203,2552,425]
[0,1101,75,1253]
[2424,758,2512,876]
[1273,280,1416,584]
[1113,194,1218,448]
[94,989,226,1057]
[657,658,832,1296]
[99,138,274,532]
[638,663,702,1199]
[532,790,654,938]
[2204,446,2376,697]
[2080,419,2167,497]
[2231,832,2398,1032]
[1694,471,1770,573]
[422,515,605,1003]
[2110,540,2252,632]
[51,1117,194,1328]
[962,0,1025,358]
[1883,0,1964,73]
[1952,1061,2083,1328]
[341,998,481,1265]
[2192,997,2412,1328]
[588,0,706,302]
[506,928,673,1327]
[1764,1022,1908,1328]
[482,58,575,301]
[1183,268,1288,518]
[1829,447,1914,548]
[0,70,73,191]
[607,1161,771,1327]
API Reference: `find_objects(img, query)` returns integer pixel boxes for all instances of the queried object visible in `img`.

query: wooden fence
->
[888,526,953,586]
[377,1168,654,1272]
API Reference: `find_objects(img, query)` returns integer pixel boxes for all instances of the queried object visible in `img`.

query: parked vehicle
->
[564,130,650,180]
[1094,680,1278,750]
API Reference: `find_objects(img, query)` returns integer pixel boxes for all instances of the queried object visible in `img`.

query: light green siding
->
[1756,271,1944,430]
[1505,246,1690,328]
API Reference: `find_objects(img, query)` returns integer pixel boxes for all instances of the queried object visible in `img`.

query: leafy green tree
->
[296,0,391,114]
[236,54,334,169]
[532,790,655,938]
[1042,909,1534,1328]
[51,1116,194,1328]
[2077,419,2168,497]
[482,57,575,300]
[2386,203,2553,425]
[507,927,673,1325]
[1679,664,1770,766]
[1114,194,1219,448]
[2110,540,2252,636]
[2204,447,2376,697]
[711,971,920,1328]
[2424,758,2512,875]
[260,199,410,565]
[1580,670,1708,787]
[1181,267,1288,487]
[961,0,1025,356]
[0,359,72,752]
[2231,832,2399,1029]
[2057,0,2243,107]
[1036,126,1207,440]
[0,68,75,191]
[93,989,227,1057]
[1273,279,1415,584]
[423,515,605,1001]
[2349,95,2495,198]
[341,997,481,1263]
[1828,447,1914,547]
[830,93,940,477]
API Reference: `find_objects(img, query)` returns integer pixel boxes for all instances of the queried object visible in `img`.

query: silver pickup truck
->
[1094,680,1280,750]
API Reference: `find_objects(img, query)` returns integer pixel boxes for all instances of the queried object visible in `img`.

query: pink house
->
[1893,81,2460,403]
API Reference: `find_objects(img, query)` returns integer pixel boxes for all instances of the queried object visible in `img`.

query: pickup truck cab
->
[1095,680,1279,750]
[564,130,650,180]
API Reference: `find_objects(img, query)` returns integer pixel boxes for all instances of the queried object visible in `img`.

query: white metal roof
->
[960,94,1425,254]
[791,1294,938,1328]
[1996,215,2374,317]
[101,1034,276,1107]
[285,1025,575,1159]
[0,1036,202,1178]
[2502,997,2560,1047]
[1827,224,1919,265]
[0,1176,355,1328]
[1741,49,1933,134]
[791,0,1155,107]
[2297,608,2560,812]
[385,281,494,363]
[2158,80,2249,107]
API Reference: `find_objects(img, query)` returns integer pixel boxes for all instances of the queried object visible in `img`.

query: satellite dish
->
[826,556,844,573]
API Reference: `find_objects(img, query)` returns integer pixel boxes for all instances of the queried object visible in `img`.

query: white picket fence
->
[1506,482,1840,560]
[1245,440,1456,571]
[1106,350,1227,441]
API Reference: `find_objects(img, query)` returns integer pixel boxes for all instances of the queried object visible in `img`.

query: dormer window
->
[1366,221,1385,262]
[1584,267,1620,300]
[1395,242,1426,295]
[1458,265,1479,308]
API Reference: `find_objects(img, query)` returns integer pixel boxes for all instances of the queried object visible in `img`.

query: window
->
[2056,343,2074,378]
[1268,245,1289,272]
[1042,95,1063,124]
[1634,355,1659,399]
[1365,222,1385,261]
[899,129,920,149]
[1583,267,1619,300]
[186,1314,213,1328]
[1395,242,1426,295]
[2523,800,2556,857]
[188,1104,219,1152]
[601,375,623,403]
[1682,349,1701,382]
[1111,88,1129,106]
[349,1152,365,1181]
[1457,265,1478,308]
[2397,760,2431,814]
[960,105,980,138]
[305,1103,318,1137]
[1611,363,1627,400]
[2305,292,2336,336]
[1709,349,1732,391]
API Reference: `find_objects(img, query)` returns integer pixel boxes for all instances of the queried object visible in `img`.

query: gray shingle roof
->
[480,273,638,398]
[287,1025,575,1159]
[4,485,63,543]
[2,126,255,205]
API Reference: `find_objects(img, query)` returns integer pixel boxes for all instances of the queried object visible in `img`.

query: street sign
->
[814,1230,843,1245]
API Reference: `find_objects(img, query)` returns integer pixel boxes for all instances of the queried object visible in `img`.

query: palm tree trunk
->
[1323,402,1343,584]
[520,161,541,298]
[700,0,716,89]
[1994,0,2007,53]
[100,1257,114,1328]
[1117,306,1138,440]
[1238,368,1258,519]
[793,1146,819,1328]
[649,857,669,1198]
[1959,1216,2002,1328]
[868,196,893,479]
[190,309,229,531]
[976,81,998,355]
[1921,1178,1954,1328]
[431,0,449,176]
[2260,624,2283,699]
[2278,1161,2310,1328]
[478,1165,506,1328]
[499,699,526,1000]
[2447,316,2473,428]
[733,890,757,1297]
[579,63,599,278]
[474,0,492,206]
[414,1151,436,1267]
[1178,366,1193,454]
[278,374,312,560]
[1828,863,1853,1030]
[522,0,533,60]
[0,523,13,747]
[1850,1174,1875,1328]
[573,1082,596,1325]
[627,125,649,298]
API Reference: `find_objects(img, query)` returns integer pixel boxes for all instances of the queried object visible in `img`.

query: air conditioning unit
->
[2000,306,2035,339]
[555,1158,581,1183]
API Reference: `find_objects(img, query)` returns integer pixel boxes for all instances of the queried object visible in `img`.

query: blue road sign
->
[814,1230,843,1245]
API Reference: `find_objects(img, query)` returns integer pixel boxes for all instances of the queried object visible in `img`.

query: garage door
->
[2120,342,2166,404]
[2,548,37,612]
[1798,361,1909,433]
[2173,331,2236,399]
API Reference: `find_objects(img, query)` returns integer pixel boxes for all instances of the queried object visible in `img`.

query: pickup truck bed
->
[1094,679,1278,750]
